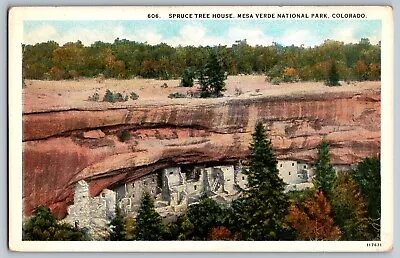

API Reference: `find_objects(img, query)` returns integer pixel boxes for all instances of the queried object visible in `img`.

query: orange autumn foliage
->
[287,190,341,240]
[207,226,235,240]
[284,67,299,77]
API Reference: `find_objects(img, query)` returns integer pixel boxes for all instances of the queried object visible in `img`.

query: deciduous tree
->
[23,206,87,241]
[287,190,341,240]
[186,197,229,240]
[331,172,372,240]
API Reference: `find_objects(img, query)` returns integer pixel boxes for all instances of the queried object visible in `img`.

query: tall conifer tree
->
[108,206,126,241]
[314,140,337,197]
[134,193,164,240]
[233,122,291,240]
[199,50,227,98]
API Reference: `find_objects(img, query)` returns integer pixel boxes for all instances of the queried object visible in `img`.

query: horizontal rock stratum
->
[22,79,380,219]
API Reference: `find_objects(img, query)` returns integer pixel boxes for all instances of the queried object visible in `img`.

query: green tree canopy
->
[185,197,229,240]
[325,60,341,86]
[331,172,372,240]
[352,157,381,238]
[23,206,87,241]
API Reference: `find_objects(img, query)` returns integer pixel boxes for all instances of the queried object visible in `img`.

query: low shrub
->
[270,77,282,85]
[103,89,130,103]
[168,92,186,99]
[130,92,139,100]
[88,92,100,101]
[103,89,116,102]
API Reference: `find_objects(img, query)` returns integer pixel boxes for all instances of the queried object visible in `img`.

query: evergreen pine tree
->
[199,51,227,98]
[314,140,337,197]
[232,122,291,240]
[108,206,127,241]
[134,192,164,240]
[326,60,341,86]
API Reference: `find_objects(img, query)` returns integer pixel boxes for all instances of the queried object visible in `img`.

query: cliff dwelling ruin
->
[62,160,330,239]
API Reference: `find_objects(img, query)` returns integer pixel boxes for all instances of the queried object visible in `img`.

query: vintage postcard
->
[9,6,393,252]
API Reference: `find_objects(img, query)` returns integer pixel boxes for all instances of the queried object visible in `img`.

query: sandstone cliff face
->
[23,89,380,218]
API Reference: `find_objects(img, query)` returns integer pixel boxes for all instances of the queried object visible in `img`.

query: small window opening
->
[289,172,291,176]
[304,165,307,169]
[280,164,283,167]
[242,176,245,180]
[101,192,105,197]
[292,163,295,166]
[194,185,197,190]
[169,171,174,175]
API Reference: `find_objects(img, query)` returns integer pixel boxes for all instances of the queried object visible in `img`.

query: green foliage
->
[23,206,88,241]
[232,122,291,240]
[22,39,380,82]
[314,140,337,197]
[134,193,164,240]
[162,221,181,240]
[270,77,282,85]
[168,92,186,99]
[124,216,136,240]
[331,172,372,240]
[103,89,116,103]
[114,92,125,102]
[108,206,127,241]
[325,60,341,86]
[267,64,284,81]
[180,67,195,87]
[287,187,316,203]
[130,92,139,100]
[199,51,227,98]
[186,197,229,240]
[103,89,129,103]
[352,157,381,238]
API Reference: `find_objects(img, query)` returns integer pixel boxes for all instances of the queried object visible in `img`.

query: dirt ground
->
[23,75,381,113]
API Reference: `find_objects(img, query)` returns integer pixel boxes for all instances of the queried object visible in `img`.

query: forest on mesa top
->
[22,38,380,82]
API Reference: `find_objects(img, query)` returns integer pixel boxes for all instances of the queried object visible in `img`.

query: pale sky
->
[23,20,381,47]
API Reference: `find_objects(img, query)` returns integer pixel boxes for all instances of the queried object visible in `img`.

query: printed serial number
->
[366,243,382,247]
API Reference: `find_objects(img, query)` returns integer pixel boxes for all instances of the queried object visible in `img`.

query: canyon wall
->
[23,89,380,218]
